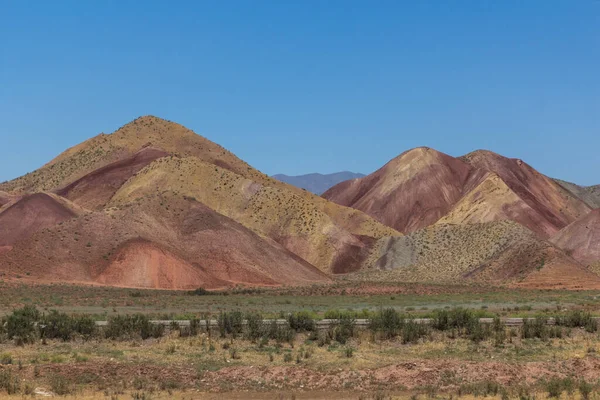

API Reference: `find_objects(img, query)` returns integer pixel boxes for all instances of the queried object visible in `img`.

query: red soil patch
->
[551,208,600,265]
[21,356,600,393]
[56,147,168,209]
[0,193,78,246]
[96,239,230,289]
[514,257,600,290]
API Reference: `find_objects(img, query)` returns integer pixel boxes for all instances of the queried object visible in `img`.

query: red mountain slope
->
[0,191,13,207]
[324,148,590,237]
[322,147,485,233]
[0,194,330,289]
[551,209,600,265]
[461,150,589,236]
[55,147,168,210]
[0,193,80,246]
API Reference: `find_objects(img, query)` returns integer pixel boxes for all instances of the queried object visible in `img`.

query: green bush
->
[217,311,243,338]
[545,377,564,398]
[369,308,403,339]
[579,380,593,400]
[333,314,355,344]
[458,380,502,397]
[522,317,551,340]
[4,305,40,344]
[0,370,20,394]
[556,310,598,332]
[0,353,12,365]
[49,374,72,396]
[245,312,263,341]
[432,308,478,331]
[401,319,429,344]
[288,311,315,332]
[188,287,210,296]
[104,314,163,340]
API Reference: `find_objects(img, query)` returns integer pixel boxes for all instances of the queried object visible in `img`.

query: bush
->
[263,320,294,343]
[49,374,72,396]
[39,311,97,341]
[545,377,564,398]
[104,314,163,340]
[0,353,12,365]
[4,306,40,344]
[288,311,315,332]
[522,317,550,340]
[401,319,429,344]
[189,318,200,337]
[188,287,210,296]
[333,314,355,344]
[370,308,429,343]
[579,380,593,400]
[556,310,598,332]
[217,311,243,338]
[433,308,478,331]
[72,315,97,339]
[458,381,502,397]
[369,308,403,339]
[245,312,263,341]
[344,347,354,358]
[0,370,20,394]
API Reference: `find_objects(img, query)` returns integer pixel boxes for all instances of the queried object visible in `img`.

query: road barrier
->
[93,317,584,329]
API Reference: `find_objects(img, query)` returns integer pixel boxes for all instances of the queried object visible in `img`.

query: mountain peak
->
[115,115,196,140]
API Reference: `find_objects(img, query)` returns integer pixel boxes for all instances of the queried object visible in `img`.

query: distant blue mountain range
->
[272,171,365,195]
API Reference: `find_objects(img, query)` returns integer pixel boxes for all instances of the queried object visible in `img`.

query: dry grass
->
[2,325,600,397]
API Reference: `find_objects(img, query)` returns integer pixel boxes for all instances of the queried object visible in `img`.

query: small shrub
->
[49,374,72,396]
[344,347,354,358]
[0,353,12,365]
[369,308,402,339]
[579,380,593,400]
[188,287,210,296]
[229,347,240,359]
[217,311,243,338]
[0,370,20,394]
[245,312,263,341]
[545,377,564,398]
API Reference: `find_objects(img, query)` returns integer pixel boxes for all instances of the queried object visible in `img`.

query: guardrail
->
[93,317,599,329]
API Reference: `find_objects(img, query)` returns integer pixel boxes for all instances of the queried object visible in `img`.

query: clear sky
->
[1,1,598,185]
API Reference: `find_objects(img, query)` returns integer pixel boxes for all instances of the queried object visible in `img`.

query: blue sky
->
[1,1,598,184]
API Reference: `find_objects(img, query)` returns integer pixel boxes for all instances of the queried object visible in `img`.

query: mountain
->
[0,193,328,289]
[0,116,397,289]
[553,179,600,209]
[551,209,600,266]
[365,220,600,289]
[323,147,591,237]
[272,172,365,195]
[321,146,600,289]
[2,119,598,290]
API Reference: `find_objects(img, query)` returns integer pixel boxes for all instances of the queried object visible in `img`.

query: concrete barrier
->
[94,316,598,329]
